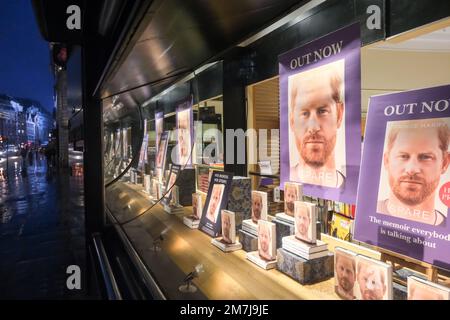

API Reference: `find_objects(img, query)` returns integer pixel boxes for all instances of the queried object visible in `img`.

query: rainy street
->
[0,154,86,299]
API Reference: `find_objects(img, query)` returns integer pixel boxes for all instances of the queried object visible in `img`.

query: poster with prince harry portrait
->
[354,84,450,270]
[279,23,361,204]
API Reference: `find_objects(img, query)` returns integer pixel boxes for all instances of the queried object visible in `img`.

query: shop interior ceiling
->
[100,0,305,112]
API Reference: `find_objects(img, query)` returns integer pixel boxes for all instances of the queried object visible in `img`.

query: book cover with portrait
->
[294,201,317,244]
[258,220,277,261]
[334,247,357,300]
[407,276,450,300]
[220,210,236,244]
[251,190,268,223]
[199,171,234,237]
[354,255,393,300]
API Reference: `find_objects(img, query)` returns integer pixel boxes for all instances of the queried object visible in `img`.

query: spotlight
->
[178,264,204,293]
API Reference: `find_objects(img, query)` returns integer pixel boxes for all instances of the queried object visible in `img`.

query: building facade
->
[0,94,53,147]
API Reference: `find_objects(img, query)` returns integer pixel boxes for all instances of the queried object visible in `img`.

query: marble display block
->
[393,282,407,300]
[227,176,251,229]
[238,229,258,252]
[176,169,196,206]
[273,218,294,249]
[276,248,334,285]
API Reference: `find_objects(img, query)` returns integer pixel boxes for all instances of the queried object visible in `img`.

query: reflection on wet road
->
[0,155,88,299]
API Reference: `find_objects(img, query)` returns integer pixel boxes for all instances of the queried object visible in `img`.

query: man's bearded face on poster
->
[384,125,450,206]
[290,67,344,168]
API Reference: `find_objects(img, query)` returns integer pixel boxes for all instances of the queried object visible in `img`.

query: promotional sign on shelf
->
[198,171,234,237]
[279,23,361,204]
[354,84,450,270]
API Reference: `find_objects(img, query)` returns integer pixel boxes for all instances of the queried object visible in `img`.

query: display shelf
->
[106,181,339,300]
[248,171,280,179]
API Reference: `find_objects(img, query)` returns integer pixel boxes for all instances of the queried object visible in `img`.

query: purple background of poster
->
[176,96,194,168]
[279,23,361,204]
[354,84,450,270]
[199,171,234,237]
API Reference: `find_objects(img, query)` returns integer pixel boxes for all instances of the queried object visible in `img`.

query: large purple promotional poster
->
[155,111,164,154]
[279,23,361,204]
[354,84,450,270]
[175,96,194,168]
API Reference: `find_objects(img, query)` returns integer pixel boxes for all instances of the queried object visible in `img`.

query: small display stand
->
[379,248,439,285]
[241,219,258,237]
[163,203,184,214]
[246,251,277,270]
[211,237,242,252]
[276,235,333,284]
[276,248,334,284]
[183,215,200,229]
[238,229,258,252]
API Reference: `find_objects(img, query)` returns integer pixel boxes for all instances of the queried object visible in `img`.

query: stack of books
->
[183,216,200,229]
[242,219,258,236]
[282,235,328,260]
[211,238,242,252]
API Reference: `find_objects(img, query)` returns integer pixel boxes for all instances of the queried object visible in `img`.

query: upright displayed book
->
[183,193,203,229]
[334,247,393,300]
[334,247,358,300]
[275,182,302,224]
[293,201,317,244]
[211,210,242,252]
[280,200,329,261]
[407,276,450,300]
[246,220,277,270]
[242,190,268,237]
[354,255,393,300]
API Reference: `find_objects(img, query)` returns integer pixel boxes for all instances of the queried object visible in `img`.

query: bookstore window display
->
[103,19,450,301]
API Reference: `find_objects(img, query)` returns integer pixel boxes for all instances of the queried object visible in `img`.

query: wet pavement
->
[0,154,87,299]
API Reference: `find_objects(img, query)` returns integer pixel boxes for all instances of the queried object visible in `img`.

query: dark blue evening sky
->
[0,0,54,111]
